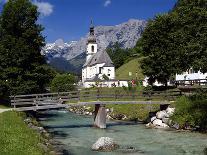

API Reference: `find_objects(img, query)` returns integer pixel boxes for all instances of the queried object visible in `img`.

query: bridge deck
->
[10,90,179,111]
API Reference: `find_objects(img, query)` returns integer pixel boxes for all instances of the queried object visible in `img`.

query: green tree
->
[107,42,131,69]
[0,0,55,95]
[50,74,76,92]
[138,0,207,85]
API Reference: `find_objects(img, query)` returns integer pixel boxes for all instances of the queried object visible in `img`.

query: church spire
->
[88,19,96,43]
[89,19,94,36]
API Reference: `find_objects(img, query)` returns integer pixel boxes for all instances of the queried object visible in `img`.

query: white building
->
[175,68,207,85]
[82,22,128,88]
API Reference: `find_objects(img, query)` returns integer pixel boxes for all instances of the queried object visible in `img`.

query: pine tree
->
[0,0,55,96]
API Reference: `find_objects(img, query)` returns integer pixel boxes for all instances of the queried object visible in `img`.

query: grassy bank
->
[116,58,144,80]
[106,104,159,121]
[0,111,44,155]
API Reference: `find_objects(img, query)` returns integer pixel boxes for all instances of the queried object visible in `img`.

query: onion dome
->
[87,20,96,43]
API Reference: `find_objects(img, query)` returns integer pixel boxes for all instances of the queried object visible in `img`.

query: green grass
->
[0,111,44,155]
[0,104,9,109]
[106,104,160,121]
[116,58,144,80]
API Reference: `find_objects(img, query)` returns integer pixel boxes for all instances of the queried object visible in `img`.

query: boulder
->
[91,137,119,151]
[162,117,170,124]
[152,119,163,126]
[160,123,169,128]
[166,107,175,116]
[146,122,155,128]
[156,111,169,119]
[150,116,157,122]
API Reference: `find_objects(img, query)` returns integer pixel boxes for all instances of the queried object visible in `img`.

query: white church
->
[82,22,128,88]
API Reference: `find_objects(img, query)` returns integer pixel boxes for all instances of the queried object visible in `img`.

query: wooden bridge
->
[10,89,181,128]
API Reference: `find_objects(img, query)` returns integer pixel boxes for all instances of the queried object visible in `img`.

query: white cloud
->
[104,0,111,7]
[33,1,53,17]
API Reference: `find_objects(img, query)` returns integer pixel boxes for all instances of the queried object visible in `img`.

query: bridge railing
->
[10,90,182,109]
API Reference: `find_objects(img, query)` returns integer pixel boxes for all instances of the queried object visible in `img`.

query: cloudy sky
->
[0,0,177,43]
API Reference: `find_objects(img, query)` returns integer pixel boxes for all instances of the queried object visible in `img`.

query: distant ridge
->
[41,19,147,73]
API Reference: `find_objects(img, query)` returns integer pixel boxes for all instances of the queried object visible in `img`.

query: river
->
[39,110,207,155]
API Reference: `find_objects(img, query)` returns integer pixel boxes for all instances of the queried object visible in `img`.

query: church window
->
[91,45,94,52]
[99,67,103,74]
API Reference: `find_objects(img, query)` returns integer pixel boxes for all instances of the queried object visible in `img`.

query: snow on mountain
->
[42,19,147,63]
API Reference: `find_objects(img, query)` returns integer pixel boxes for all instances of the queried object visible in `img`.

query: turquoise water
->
[39,110,207,155]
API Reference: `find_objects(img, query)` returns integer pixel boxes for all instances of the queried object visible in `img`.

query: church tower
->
[86,20,97,61]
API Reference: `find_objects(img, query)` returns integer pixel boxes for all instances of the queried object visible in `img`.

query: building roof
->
[83,50,114,68]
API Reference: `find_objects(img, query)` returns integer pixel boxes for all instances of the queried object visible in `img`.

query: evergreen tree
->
[0,0,55,96]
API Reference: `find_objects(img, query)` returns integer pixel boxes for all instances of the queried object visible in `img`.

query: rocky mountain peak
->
[41,19,147,73]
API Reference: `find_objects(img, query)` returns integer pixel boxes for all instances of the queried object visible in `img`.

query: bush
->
[171,93,207,131]
[50,73,76,92]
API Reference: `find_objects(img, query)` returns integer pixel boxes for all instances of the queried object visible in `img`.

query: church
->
[82,22,128,88]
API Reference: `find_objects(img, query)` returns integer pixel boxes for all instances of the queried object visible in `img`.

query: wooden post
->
[14,96,16,109]
[94,104,106,129]
[35,95,38,111]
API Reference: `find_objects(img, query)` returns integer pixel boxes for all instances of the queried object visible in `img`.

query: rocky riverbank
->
[146,106,175,129]
[68,106,129,121]
[25,112,70,155]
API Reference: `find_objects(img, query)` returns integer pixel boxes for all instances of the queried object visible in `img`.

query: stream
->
[39,110,207,155]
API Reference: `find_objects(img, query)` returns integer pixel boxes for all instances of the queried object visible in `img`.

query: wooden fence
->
[10,90,182,110]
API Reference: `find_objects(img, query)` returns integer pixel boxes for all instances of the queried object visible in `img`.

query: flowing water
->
[39,110,207,155]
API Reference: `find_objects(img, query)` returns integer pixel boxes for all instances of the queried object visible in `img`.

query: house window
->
[91,45,94,52]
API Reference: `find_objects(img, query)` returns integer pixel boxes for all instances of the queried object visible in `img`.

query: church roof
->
[83,50,114,68]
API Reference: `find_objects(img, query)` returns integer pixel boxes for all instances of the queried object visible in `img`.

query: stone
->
[24,118,32,123]
[166,107,175,116]
[91,137,119,151]
[152,119,163,126]
[106,115,113,120]
[150,116,157,122]
[160,123,169,128]
[172,123,180,130]
[162,117,170,124]
[146,122,155,128]
[37,143,49,152]
[85,106,91,110]
[156,111,169,119]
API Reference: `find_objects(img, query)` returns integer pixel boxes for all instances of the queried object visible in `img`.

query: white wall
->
[176,71,207,81]
[83,80,128,88]
[101,67,115,79]
[86,43,97,61]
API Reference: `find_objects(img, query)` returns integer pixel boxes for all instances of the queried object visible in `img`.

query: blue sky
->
[0,0,177,43]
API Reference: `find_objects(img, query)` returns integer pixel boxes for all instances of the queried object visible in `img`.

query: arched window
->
[91,45,94,52]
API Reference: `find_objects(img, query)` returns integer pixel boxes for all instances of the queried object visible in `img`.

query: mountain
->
[41,19,147,73]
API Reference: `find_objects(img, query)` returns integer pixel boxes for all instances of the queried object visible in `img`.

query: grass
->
[0,104,9,109]
[116,58,144,80]
[0,111,44,155]
[106,104,160,121]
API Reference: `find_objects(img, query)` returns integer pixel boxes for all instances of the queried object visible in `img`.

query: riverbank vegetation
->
[106,104,159,121]
[171,90,207,132]
[0,111,44,155]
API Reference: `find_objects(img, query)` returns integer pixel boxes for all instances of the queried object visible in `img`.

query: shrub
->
[50,74,76,92]
[171,94,207,131]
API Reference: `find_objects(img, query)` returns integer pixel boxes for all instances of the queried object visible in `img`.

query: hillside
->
[116,58,144,80]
